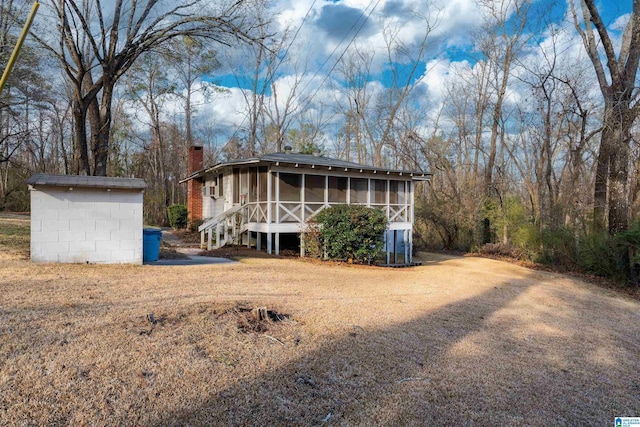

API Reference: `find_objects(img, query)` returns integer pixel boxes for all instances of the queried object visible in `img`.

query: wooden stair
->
[199,204,247,250]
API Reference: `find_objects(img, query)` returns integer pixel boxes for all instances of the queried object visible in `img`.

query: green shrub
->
[578,231,622,279]
[539,227,579,268]
[301,219,324,259]
[167,204,188,229]
[307,204,388,264]
[612,221,640,283]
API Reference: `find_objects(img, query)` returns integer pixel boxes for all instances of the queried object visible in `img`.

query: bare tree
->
[228,0,274,156]
[473,0,535,243]
[336,12,435,167]
[570,0,640,233]
[163,37,221,147]
[126,52,175,223]
[36,0,262,176]
[335,45,374,163]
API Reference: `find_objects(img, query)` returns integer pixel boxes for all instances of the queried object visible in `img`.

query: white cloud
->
[159,0,624,151]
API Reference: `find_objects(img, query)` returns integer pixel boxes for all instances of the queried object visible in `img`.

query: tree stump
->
[251,307,270,322]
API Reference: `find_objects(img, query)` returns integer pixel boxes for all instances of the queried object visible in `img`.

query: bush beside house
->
[304,204,388,264]
[167,204,188,229]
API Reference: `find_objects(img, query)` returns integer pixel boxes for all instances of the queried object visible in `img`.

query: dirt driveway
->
[0,247,638,425]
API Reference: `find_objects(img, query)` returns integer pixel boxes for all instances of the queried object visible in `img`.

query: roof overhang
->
[179,158,261,183]
[26,174,146,190]
[179,153,432,183]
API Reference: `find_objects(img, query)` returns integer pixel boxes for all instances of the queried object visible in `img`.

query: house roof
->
[26,174,146,190]
[180,152,431,183]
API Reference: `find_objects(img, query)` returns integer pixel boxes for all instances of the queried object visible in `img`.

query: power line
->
[228,0,381,147]
[265,0,319,87]
[297,0,382,114]
[227,0,319,145]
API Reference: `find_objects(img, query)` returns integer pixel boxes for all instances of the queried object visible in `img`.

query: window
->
[371,179,386,204]
[350,178,368,204]
[328,176,347,203]
[389,181,406,204]
[240,169,249,199]
[217,174,224,198]
[305,175,325,203]
[249,168,257,202]
[233,169,240,203]
[279,173,300,201]
[258,167,268,202]
[202,175,223,198]
[399,181,406,204]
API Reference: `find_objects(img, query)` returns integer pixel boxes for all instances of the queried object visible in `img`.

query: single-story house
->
[26,174,146,264]
[180,146,431,265]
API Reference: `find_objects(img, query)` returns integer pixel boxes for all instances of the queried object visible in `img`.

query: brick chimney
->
[187,146,204,225]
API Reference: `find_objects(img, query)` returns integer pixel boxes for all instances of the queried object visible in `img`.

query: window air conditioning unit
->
[203,185,217,198]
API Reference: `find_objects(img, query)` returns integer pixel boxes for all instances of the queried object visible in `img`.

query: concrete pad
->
[144,255,238,266]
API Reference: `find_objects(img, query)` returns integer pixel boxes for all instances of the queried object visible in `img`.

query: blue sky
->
[189,0,633,141]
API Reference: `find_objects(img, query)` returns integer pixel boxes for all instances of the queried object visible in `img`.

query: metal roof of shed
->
[180,152,431,183]
[26,174,146,190]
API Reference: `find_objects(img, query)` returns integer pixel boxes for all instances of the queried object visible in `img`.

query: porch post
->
[409,180,414,223]
[404,229,410,265]
[409,227,413,264]
[215,223,222,249]
[301,174,305,223]
[385,230,390,265]
[346,177,350,204]
[267,169,272,223]
[324,175,328,208]
[267,232,272,255]
[275,232,280,255]
[276,172,280,224]
[257,232,262,252]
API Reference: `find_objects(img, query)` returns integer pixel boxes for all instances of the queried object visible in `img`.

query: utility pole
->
[0,2,40,94]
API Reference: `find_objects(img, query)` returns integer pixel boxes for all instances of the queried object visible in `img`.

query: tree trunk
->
[592,132,611,232]
[592,91,633,234]
[604,101,632,233]
[72,99,91,175]
[92,81,114,176]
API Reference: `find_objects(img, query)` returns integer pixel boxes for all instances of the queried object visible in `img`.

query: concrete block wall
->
[30,187,143,264]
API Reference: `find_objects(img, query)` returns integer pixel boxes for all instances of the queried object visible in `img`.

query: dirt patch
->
[231,305,294,334]
[159,241,190,260]
[127,302,296,339]
[170,228,201,244]
[199,245,298,260]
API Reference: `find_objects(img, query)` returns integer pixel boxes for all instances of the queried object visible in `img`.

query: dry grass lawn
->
[1,214,639,425]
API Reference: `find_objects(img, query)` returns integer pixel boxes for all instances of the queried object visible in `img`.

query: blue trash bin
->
[143,228,162,262]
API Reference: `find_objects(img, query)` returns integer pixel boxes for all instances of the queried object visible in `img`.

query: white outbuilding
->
[26,174,146,264]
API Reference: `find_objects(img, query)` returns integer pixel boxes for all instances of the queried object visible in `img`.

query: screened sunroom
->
[181,150,431,265]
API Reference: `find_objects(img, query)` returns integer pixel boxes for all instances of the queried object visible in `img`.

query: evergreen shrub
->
[304,204,388,264]
[167,204,188,229]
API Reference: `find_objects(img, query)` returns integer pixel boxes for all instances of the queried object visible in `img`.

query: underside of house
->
[181,147,431,265]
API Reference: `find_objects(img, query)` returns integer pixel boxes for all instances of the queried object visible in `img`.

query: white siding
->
[30,187,143,264]
[202,176,224,219]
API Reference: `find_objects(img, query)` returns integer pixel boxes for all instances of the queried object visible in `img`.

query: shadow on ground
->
[151,269,640,425]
